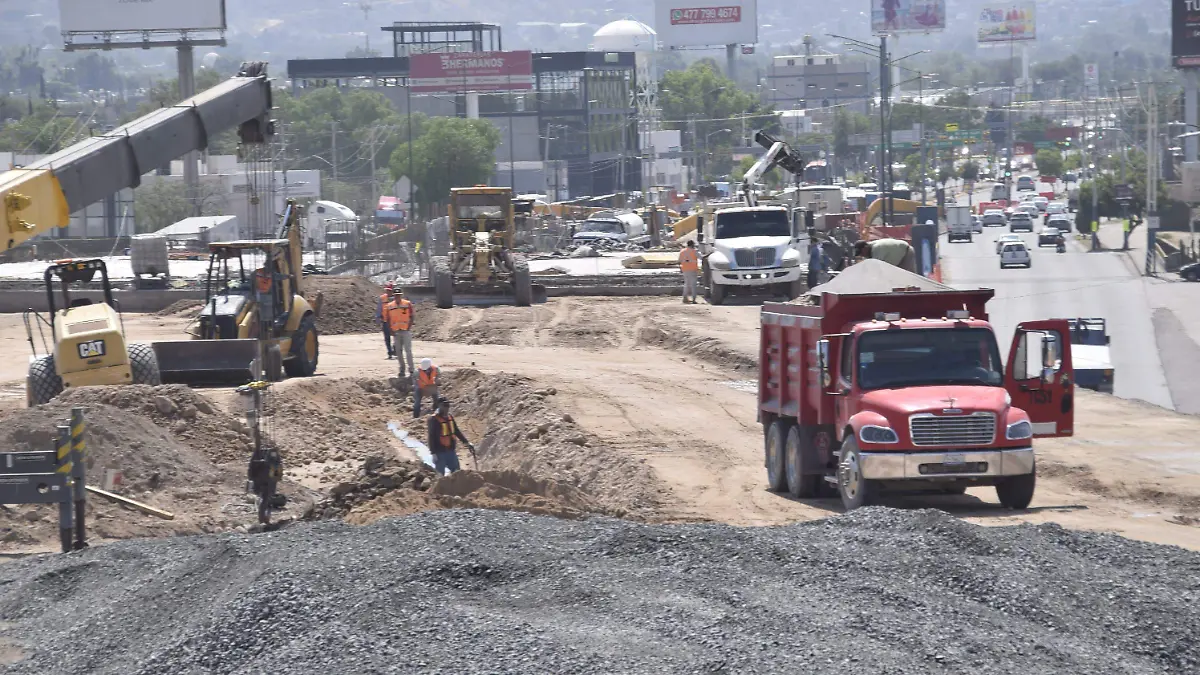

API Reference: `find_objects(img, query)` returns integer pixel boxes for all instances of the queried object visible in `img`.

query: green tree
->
[1034,149,1064,177]
[0,102,90,153]
[277,87,415,179]
[658,60,777,152]
[960,160,980,182]
[133,180,192,233]
[389,117,501,210]
[833,109,872,161]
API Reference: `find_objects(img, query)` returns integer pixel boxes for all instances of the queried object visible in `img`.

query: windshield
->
[455,193,510,220]
[578,219,625,234]
[856,328,1004,390]
[714,210,790,239]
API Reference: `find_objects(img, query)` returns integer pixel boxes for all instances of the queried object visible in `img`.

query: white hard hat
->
[420,358,433,370]
[925,219,935,225]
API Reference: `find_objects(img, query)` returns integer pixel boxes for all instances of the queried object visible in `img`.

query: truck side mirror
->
[817,339,832,389]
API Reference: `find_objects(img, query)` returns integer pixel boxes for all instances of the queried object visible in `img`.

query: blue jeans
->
[433,450,460,475]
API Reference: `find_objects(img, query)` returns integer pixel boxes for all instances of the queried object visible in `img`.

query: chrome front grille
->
[909,413,996,447]
[734,247,776,268]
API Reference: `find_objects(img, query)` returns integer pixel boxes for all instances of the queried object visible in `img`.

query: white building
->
[640,129,685,194]
[767,51,873,117]
[778,110,815,137]
[590,18,657,52]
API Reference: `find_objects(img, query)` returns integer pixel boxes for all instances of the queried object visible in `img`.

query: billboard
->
[977,3,1036,43]
[57,0,225,33]
[870,0,947,34]
[1174,0,1200,68]
[654,1,758,48]
[409,51,534,94]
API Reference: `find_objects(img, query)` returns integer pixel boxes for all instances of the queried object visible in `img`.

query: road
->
[941,177,1174,409]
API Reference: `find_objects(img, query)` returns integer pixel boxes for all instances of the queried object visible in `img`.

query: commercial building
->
[287,22,641,199]
[766,51,872,118]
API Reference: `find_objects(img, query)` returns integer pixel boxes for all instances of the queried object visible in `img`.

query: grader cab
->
[430,186,534,308]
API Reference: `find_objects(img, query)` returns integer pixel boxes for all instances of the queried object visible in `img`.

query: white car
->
[1046,202,1067,215]
[995,233,1024,254]
[1033,196,1049,212]
[1000,241,1032,268]
[971,215,983,233]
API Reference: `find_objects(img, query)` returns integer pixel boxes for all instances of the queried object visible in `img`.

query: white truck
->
[946,204,973,243]
[698,205,805,304]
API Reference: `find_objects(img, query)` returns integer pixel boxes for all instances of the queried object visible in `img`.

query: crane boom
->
[1,62,275,252]
[740,131,806,207]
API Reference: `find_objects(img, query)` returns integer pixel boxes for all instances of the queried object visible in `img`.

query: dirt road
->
[2,297,1199,549]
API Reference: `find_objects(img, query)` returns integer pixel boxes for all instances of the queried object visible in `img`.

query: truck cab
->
[759,288,1074,511]
[699,205,804,305]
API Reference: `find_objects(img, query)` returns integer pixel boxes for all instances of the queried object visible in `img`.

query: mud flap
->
[152,339,260,385]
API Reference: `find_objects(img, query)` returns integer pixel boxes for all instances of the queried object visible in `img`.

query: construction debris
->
[804,258,954,298]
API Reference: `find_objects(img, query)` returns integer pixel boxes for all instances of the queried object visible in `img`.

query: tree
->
[0,102,89,154]
[1034,149,1064,177]
[276,87,416,179]
[960,160,980,183]
[658,60,777,153]
[133,178,227,232]
[388,117,501,210]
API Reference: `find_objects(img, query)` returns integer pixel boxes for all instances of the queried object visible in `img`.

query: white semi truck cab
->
[699,205,804,305]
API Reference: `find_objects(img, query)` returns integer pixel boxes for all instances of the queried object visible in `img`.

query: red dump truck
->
[758,287,1074,510]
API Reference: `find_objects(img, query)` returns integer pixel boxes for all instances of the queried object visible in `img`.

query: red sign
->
[1013,141,1035,156]
[409,51,534,94]
[669,6,742,25]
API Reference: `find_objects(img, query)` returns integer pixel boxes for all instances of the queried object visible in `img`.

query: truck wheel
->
[127,343,162,385]
[433,257,454,309]
[764,421,788,492]
[708,281,727,305]
[511,254,533,307]
[785,425,821,498]
[27,355,63,406]
[284,314,319,377]
[837,438,878,511]
[996,466,1036,509]
[264,344,284,382]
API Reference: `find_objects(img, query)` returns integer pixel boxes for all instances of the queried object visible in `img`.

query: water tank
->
[131,234,170,280]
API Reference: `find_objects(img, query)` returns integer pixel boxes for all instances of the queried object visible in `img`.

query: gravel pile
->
[1,508,1198,674]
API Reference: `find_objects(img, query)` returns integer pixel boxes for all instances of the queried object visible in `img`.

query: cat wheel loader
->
[430,186,538,308]
[23,259,162,406]
[153,200,320,385]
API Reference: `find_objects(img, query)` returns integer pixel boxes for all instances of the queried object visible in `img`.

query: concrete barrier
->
[0,290,206,314]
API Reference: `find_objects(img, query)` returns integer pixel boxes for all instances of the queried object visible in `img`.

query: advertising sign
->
[654,0,758,48]
[409,51,534,94]
[977,3,1036,43]
[1084,62,1099,85]
[58,0,226,33]
[1174,0,1200,68]
[870,0,947,34]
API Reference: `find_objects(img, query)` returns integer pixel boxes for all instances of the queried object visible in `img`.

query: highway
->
[938,180,1175,409]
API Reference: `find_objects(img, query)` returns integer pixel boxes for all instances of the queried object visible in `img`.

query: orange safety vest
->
[679,248,700,272]
[434,414,457,449]
[418,365,439,389]
[254,269,272,293]
[385,298,413,332]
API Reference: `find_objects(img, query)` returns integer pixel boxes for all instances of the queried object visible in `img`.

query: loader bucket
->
[152,339,260,385]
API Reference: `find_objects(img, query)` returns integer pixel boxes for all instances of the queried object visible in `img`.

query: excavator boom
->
[2,62,274,252]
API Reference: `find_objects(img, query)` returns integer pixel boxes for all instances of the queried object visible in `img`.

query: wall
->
[0,290,206,314]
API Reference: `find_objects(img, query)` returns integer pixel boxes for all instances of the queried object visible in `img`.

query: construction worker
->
[428,397,473,475]
[377,283,395,359]
[854,236,917,273]
[678,240,700,304]
[413,357,440,418]
[384,287,415,378]
[806,229,832,289]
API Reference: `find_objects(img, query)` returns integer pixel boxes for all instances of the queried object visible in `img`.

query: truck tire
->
[837,438,878,511]
[764,421,788,492]
[264,344,284,382]
[708,280,727,306]
[127,343,162,385]
[785,425,821,498]
[284,314,319,377]
[27,355,63,406]
[433,257,454,309]
[996,466,1036,509]
[511,254,533,307]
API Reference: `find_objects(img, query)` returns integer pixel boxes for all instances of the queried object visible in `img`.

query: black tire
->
[433,257,454,309]
[785,425,821,498]
[512,254,532,307]
[996,466,1036,509]
[27,355,63,406]
[127,343,162,385]
[942,485,968,495]
[264,344,283,382]
[764,421,788,492]
[284,314,319,378]
[837,437,878,511]
[709,281,727,305]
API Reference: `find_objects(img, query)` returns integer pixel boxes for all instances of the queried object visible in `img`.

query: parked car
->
[1000,241,1032,268]
[995,233,1025,253]
[1017,175,1036,191]
[1009,213,1034,232]
[982,209,1007,227]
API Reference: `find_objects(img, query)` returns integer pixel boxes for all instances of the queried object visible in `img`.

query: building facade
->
[766,52,872,118]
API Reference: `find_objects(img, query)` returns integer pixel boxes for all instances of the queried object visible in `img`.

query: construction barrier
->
[0,407,88,553]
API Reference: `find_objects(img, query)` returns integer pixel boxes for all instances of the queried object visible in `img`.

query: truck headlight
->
[780,250,801,268]
[709,253,731,270]
[859,425,899,444]
[1006,420,1033,440]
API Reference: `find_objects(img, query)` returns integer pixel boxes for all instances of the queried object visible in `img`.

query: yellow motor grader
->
[430,186,535,309]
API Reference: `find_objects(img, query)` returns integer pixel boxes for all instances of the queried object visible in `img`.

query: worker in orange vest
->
[384,287,415,378]
[678,240,700,304]
[413,357,440,418]
[376,283,395,359]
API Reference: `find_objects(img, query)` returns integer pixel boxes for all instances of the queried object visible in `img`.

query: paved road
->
[940,180,1175,410]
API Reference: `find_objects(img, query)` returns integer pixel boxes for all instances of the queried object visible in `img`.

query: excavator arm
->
[1,62,274,252]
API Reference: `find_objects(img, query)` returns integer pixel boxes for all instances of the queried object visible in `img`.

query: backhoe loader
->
[153,200,320,384]
[430,186,535,308]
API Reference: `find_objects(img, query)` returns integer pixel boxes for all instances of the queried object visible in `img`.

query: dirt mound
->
[301,275,386,335]
[408,305,521,345]
[307,455,437,520]
[154,299,204,317]
[636,323,758,372]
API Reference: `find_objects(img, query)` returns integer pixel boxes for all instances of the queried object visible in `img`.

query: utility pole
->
[878,34,890,226]
[918,69,926,205]
[331,121,339,204]
[1147,82,1159,276]
[368,125,378,222]
[1091,95,1099,250]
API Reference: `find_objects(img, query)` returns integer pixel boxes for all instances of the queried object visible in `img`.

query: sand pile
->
[301,276,387,335]
[269,378,410,471]
[154,298,204,317]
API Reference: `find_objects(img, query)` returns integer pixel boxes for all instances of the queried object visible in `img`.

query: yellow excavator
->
[7,62,276,403]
